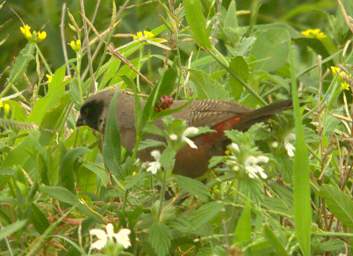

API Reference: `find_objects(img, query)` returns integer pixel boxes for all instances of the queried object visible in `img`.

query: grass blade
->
[289,47,312,256]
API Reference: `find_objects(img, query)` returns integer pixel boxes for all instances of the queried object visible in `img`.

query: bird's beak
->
[76,116,85,127]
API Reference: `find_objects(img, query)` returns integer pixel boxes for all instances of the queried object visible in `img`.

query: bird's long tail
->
[236,99,292,130]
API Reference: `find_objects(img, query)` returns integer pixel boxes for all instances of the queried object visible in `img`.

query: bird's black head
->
[76,99,105,131]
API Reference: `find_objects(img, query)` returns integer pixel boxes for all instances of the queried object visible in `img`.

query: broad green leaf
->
[7,43,35,86]
[251,27,290,72]
[227,56,249,100]
[233,203,251,245]
[190,70,229,99]
[0,220,27,240]
[148,223,172,256]
[99,58,121,89]
[183,0,211,49]
[290,48,311,256]
[60,147,88,192]
[175,175,210,201]
[83,163,109,187]
[320,184,353,229]
[103,90,122,175]
[30,66,67,124]
[263,225,289,256]
[158,67,177,97]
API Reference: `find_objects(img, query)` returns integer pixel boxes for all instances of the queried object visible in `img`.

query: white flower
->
[145,150,161,174]
[182,127,199,149]
[230,143,240,152]
[244,155,269,179]
[284,133,296,158]
[89,223,131,250]
[271,141,279,148]
[169,134,178,141]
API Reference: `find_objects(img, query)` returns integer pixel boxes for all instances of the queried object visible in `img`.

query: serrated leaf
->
[175,175,210,201]
[8,43,35,85]
[320,184,353,229]
[148,223,172,256]
[190,201,223,229]
[263,225,288,256]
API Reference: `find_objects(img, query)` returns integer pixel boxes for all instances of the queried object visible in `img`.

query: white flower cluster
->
[244,155,269,179]
[225,143,269,180]
[169,126,199,149]
[143,127,199,175]
[89,223,131,251]
[284,133,296,157]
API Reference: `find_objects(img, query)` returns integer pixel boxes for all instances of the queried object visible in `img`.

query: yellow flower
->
[330,66,341,76]
[46,74,53,83]
[301,28,326,40]
[70,39,81,52]
[341,81,350,91]
[37,31,47,42]
[132,30,155,40]
[0,101,11,116]
[20,24,32,40]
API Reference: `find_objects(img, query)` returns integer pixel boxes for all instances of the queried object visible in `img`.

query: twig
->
[337,0,353,34]
[60,3,71,77]
[82,15,154,87]
[80,0,97,93]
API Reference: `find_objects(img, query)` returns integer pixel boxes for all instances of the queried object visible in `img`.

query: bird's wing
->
[172,99,252,127]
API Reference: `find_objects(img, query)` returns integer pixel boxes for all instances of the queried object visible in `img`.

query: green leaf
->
[39,185,101,220]
[183,0,211,49]
[148,223,172,256]
[190,202,223,229]
[0,220,27,240]
[103,90,122,175]
[224,1,238,28]
[30,66,67,124]
[289,47,311,256]
[29,203,49,234]
[263,225,289,256]
[159,67,177,97]
[60,147,88,192]
[40,185,81,206]
[160,146,176,171]
[251,27,290,72]
[227,56,249,100]
[175,175,210,201]
[7,43,35,86]
[83,163,109,187]
[320,184,353,229]
[190,70,229,99]
[233,203,251,245]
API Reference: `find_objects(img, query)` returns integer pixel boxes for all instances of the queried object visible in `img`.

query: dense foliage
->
[0,0,353,255]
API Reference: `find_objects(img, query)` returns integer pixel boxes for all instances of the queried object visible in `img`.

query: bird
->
[76,89,292,178]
